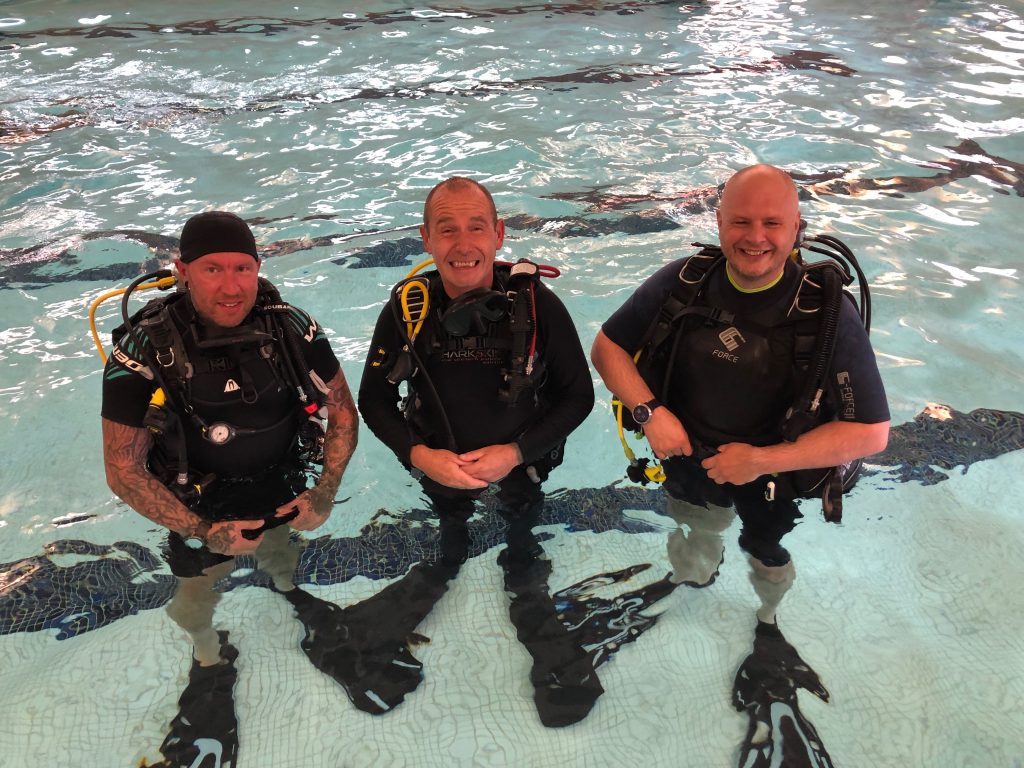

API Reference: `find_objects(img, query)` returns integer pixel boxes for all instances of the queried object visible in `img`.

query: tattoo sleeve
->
[310,368,359,504]
[101,418,202,535]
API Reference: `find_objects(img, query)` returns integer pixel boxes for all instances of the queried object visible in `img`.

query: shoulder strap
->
[640,245,731,355]
[253,277,326,410]
[499,259,543,404]
[634,245,732,400]
[781,261,846,441]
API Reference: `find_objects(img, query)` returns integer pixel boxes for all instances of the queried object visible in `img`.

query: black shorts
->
[662,456,802,566]
[163,469,307,578]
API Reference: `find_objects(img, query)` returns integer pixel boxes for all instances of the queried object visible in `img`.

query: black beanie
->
[179,211,259,263]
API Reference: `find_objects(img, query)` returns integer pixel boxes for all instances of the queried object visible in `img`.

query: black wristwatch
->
[183,519,213,550]
[632,398,663,427]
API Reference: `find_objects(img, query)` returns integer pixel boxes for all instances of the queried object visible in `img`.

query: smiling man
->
[358,177,600,724]
[100,210,358,764]
[591,164,890,626]
[360,177,593,555]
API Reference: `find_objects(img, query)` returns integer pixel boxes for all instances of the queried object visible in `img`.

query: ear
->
[494,218,505,250]
[174,259,188,284]
[419,223,431,254]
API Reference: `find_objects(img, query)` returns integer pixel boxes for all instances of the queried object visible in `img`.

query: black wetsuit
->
[602,255,889,564]
[358,268,593,548]
[101,292,340,576]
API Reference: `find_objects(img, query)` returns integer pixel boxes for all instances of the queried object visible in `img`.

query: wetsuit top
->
[601,254,889,448]
[358,269,594,468]
[101,293,340,480]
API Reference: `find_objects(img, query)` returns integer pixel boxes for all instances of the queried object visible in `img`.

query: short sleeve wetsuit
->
[602,254,889,564]
[102,291,340,574]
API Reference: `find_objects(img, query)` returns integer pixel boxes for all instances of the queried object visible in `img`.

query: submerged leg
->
[734,486,801,624]
[747,556,796,625]
[437,503,473,569]
[496,470,603,727]
[253,525,301,592]
[499,550,604,728]
[165,561,236,666]
[665,497,734,587]
[497,468,547,567]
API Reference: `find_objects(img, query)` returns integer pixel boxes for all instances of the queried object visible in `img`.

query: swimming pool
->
[2,0,1023,766]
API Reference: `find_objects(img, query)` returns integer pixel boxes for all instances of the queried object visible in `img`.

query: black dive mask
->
[190,320,273,349]
[441,287,508,336]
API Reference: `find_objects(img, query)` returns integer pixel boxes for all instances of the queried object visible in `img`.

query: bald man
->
[592,165,889,625]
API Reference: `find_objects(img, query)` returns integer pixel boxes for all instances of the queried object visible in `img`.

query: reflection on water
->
[3,136,1022,294]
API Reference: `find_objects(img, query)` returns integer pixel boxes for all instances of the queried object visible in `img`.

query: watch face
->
[632,404,652,425]
[183,536,205,550]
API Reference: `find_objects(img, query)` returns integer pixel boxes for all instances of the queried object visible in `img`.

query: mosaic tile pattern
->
[4,405,1022,642]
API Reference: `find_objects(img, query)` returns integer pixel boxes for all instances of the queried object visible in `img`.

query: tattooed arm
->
[101,417,263,555]
[102,417,203,535]
[280,367,359,531]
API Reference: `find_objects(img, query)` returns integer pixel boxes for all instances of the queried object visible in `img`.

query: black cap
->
[179,211,259,263]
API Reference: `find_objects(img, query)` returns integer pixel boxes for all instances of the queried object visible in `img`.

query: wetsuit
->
[358,268,593,553]
[602,255,889,564]
[101,292,340,576]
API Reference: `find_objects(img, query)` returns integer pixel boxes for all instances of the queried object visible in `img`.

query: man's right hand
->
[205,519,266,556]
[643,407,693,460]
[410,445,489,490]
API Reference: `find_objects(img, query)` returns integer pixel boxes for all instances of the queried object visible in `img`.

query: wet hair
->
[422,176,498,230]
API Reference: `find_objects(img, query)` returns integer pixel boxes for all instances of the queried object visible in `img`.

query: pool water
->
[1,1,1023,766]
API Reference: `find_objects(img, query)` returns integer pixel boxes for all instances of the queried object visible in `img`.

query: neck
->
[725,263,785,293]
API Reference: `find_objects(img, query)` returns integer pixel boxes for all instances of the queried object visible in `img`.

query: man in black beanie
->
[100,211,358,766]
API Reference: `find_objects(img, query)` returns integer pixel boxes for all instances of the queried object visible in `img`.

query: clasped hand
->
[411,443,522,489]
[701,442,763,486]
[642,409,763,486]
[203,488,332,556]
[279,486,333,531]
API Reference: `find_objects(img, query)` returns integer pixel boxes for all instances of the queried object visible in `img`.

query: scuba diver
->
[591,164,890,626]
[100,211,358,767]
[358,176,599,726]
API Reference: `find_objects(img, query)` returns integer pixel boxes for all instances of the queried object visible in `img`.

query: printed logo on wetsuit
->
[223,378,241,393]
[440,348,505,364]
[112,346,152,378]
[713,327,745,363]
[837,371,855,419]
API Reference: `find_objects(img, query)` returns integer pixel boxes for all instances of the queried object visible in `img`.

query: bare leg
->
[747,556,796,624]
[165,559,236,666]
[254,525,300,592]
[665,496,734,586]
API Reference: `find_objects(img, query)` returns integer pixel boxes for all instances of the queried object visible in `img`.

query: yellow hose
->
[88,275,177,362]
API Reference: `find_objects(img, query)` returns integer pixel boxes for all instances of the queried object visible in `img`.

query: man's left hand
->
[702,442,764,486]
[278,487,333,532]
[459,443,523,483]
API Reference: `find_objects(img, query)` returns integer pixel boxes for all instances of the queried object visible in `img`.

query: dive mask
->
[441,287,509,336]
